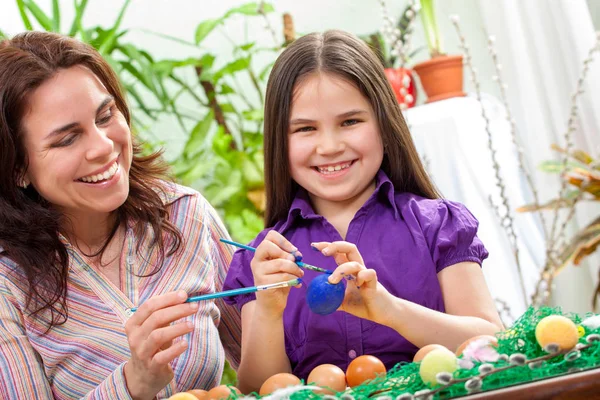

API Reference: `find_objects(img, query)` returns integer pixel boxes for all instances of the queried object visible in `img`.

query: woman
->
[0,31,240,399]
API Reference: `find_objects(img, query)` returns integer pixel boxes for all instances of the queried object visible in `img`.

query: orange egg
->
[259,373,301,395]
[455,335,498,356]
[168,394,200,400]
[306,364,347,394]
[187,389,209,399]
[345,355,387,387]
[413,344,449,362]
[206,385,241,400]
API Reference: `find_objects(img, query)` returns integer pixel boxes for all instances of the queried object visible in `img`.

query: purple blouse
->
[223,170,488,379]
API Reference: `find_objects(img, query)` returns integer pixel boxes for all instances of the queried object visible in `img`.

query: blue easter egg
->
[306,274,345,315]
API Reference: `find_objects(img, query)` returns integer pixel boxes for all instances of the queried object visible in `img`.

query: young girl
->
[223,30,503,393]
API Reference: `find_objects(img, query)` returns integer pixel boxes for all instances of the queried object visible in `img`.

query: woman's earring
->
[19,179,29,189]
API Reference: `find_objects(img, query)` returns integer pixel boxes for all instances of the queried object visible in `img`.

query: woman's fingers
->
[153,339,189,365]
[127,291,188,328]
[127,301,199,349]
[138,321,194,362]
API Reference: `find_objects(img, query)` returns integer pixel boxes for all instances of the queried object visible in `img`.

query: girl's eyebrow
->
[289,117,316,125]
[337,109,367,118]
[289,109,367,126]
[44,95,114,140]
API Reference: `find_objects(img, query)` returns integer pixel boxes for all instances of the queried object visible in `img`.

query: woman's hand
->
[311,241,394,325]
[250,230,304,316]
[124,291,197,400]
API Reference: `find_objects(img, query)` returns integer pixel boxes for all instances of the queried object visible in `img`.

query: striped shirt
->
[0,183,241,399]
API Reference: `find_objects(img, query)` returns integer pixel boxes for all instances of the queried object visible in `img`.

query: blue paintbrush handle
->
[129,278,300,312]
[219,238,333,274]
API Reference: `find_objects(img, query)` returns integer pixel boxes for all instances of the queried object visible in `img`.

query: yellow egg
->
[413,344,449,362]
[535,315,579,351]
[577,325,585,338]
[419,348,458,386]
[168,393,201,400]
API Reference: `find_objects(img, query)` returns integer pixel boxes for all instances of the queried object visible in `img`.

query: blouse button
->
[348,349,357,359]
[126,256,134,265]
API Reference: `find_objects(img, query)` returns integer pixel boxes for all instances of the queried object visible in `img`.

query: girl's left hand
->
[311,241,394,324]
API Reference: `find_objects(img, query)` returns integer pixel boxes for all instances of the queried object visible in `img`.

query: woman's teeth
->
[317,162,351,174]
[79,162,118,183]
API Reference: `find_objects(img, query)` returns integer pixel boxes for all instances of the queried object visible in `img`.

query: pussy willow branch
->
[451,16,527,304]
[485,34,548,242]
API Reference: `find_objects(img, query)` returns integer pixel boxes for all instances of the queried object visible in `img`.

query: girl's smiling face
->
[21,65,132,221]
[287,72,384,212]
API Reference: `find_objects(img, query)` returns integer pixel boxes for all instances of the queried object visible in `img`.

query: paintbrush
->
[219,238,333,274]
[128,278,301,312]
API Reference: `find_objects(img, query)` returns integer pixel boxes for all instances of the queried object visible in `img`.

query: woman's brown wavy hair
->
[0,31,182,329]
[263,30,440,227]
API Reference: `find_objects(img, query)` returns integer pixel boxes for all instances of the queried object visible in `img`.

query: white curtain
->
[473,0,600,313]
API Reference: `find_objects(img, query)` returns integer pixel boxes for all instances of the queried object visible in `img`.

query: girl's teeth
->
[319,163,350,174]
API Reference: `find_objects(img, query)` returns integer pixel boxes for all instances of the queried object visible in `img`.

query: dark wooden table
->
[460,367,600,399]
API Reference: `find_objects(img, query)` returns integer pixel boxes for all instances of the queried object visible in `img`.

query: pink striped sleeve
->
[0,279,133,399]
[0,292,54,399]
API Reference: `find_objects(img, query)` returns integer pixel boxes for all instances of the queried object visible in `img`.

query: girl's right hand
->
[250,230,304,316]
[123,291,198,400]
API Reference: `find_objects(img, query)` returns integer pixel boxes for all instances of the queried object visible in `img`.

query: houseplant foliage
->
[518,146,600,309]
[412,0,465,103]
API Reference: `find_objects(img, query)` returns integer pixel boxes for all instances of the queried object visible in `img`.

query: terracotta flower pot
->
[413,54,465,103]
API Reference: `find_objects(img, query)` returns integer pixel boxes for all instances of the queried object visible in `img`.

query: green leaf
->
[238,42,256,51]
[24,0,53,31]
[209,171,243,206]
[178,157,219,185]
[195,18,222,45]
[123,84,155,120]
[97,0,131,55]
[183,111,215,157]
[259,61,275,81]
[224,3,262,17]
[420,0,442,56]
[218,83,236,95]
[538,160,587,173]
[220,103,236,113]
[16,0,33,30]
[241,156,263,186]
[214,56,251,81]
[69,0,89,37]
[51,0,60,32]
[0,28,7,39]
[242,109,263,121]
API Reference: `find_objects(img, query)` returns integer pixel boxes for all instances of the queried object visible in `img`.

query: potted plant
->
[363,5,420,108]
[412,0,465,103]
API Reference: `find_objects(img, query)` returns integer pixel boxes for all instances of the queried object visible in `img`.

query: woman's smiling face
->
[21,65,132,219]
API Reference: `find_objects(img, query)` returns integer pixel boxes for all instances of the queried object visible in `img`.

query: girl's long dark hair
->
[262,30,440,227]
[0,31,182,329]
